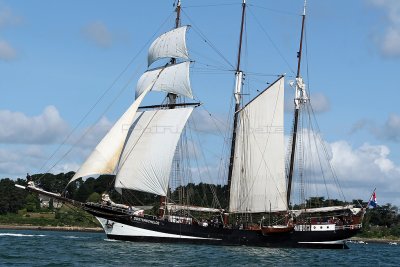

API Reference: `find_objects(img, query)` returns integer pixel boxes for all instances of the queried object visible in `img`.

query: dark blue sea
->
[0,229,399,266]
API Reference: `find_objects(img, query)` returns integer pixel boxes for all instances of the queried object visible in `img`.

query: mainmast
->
[287,1,308,207]
[226,0,246,210]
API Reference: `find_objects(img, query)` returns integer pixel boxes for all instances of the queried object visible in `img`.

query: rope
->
[181,9,234,70]
[248,4,300,17]
[36,11,176,185]
[247,7,296,76]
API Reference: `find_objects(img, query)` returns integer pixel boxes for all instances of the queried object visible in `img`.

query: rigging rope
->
[187,117,222,209]
[247,7,296,76]
[181,9,235,70]
[248,4,300,17]
[184,3,239,8]
[47,66,141,181]
[304,22,347,203]
[36,11,176,185]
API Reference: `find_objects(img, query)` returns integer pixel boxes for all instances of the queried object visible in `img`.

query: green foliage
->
[358,203,400,238]
[365,203,398,227]
[53,205,99,227]
[31,172,74,193]
[87,192,101,203]
[0,178,28,214]
[291,196,352,209]
[49,198,54,210]
[25,194,40,212]
[0,212,58,226]
[2,172,400,237]
[72,175,115,202]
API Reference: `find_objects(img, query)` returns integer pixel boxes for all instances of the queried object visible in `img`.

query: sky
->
[0,0,399,206]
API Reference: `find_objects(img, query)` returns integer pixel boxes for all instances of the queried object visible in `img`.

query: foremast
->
[167,0,182,105]
[226,0,246,212]
[161,0,182,217]
[287,1,309,207]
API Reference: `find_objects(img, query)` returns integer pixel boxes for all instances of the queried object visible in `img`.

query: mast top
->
[303,0,307,16]
[175,0,182,31]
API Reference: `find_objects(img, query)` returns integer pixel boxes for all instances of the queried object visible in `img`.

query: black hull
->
[84,205,359,249]
[15,186,361,249]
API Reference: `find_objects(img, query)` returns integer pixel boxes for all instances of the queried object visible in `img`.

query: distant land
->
[1,173,400,240]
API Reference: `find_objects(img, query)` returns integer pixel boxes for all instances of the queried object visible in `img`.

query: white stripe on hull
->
[96,217,221,240]
[298,240,346,244]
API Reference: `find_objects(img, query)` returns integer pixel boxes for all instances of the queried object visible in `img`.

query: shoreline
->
[0,224,103,233]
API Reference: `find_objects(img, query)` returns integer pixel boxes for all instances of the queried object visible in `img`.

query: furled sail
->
[68,86,152,185]
[148,26,189,67]
[114,107,193,196]
[229,77,286,213]
[136,61,192,99]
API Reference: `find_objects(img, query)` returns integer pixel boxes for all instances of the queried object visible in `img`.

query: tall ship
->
[16,0,365,249]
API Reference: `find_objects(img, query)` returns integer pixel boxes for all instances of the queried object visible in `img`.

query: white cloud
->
[0,6,23,28]
[0,6,22,61]
[0,110,119,179]
[369,0,400,57]
[370,0,400,24]
[189,109,229,135]
[0,106,69,144]
[81,21,113,48]
[0,145,46,178]
[351,113,400,142]
[285,125,400,206]
[329,141,400,205]
[45,116,113,173]
[0,40,16,61]
[331,142,395,179]
[309,92,330,113]
[381,27,400,56]
[50,162,80,175]
[349,119,371,134]
[378,113,400,142]
[1,106,398,207]
[72,116,113,148]
[0,116,112,178]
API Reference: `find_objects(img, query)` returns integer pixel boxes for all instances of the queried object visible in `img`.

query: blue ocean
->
[0,229,399,266]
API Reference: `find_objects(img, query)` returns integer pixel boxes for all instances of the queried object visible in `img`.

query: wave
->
[104,239,120,242]
[62,235,90,239]
[0,233,46,237]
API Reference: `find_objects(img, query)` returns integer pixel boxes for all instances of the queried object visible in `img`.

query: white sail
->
[148,26,189,66]
[136,61,192,99]
[229,77,287,213]
[115,107,193,196]
[68,87,151,184]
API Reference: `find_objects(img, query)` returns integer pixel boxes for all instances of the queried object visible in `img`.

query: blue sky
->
[0,0,399,206]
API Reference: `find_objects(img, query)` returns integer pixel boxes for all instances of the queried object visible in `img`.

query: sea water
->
[0,229,399,266]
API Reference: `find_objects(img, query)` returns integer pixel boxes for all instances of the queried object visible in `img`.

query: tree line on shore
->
[0,172,399,238]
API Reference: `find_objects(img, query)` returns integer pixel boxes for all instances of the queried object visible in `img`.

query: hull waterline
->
[16,184,362,250]
[91,210,359,249]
